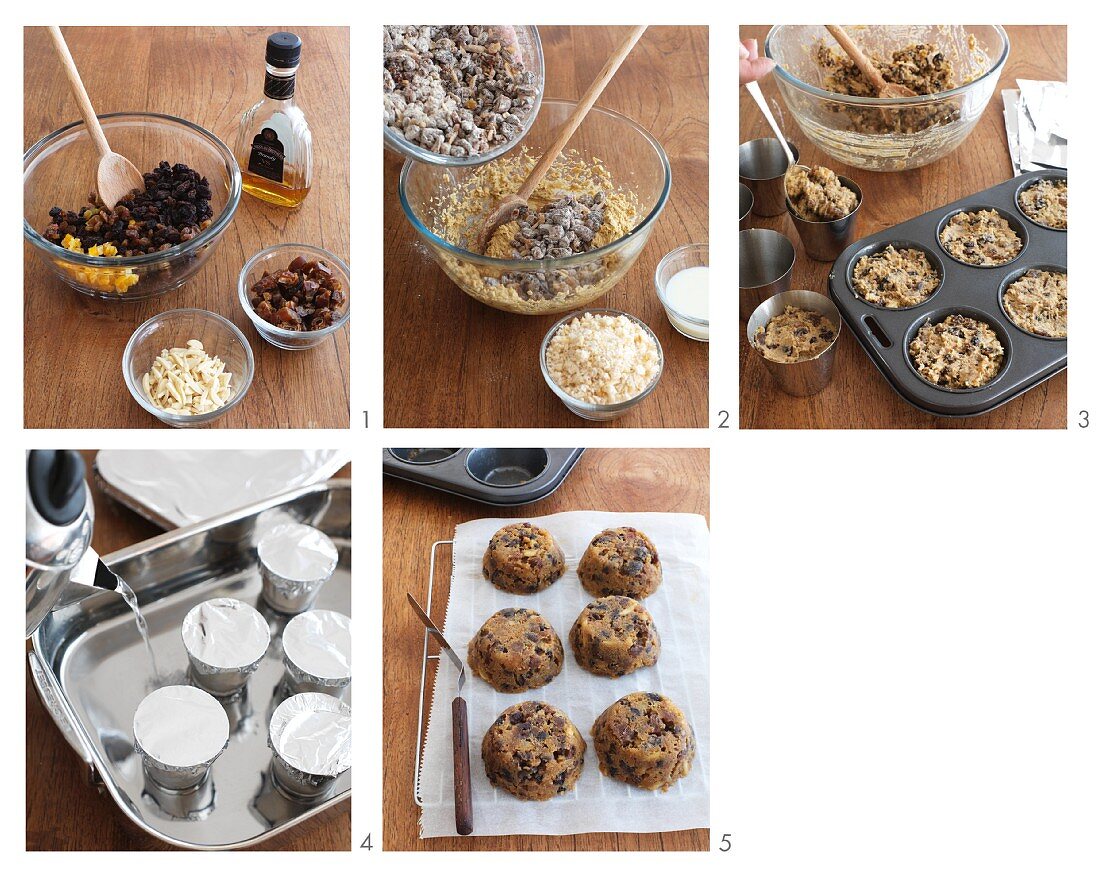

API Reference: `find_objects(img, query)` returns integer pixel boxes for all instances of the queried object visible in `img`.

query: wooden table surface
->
[25,452,352,851]
[739,25,1067,429]
[382,447,709,850]
[384,26,709,428]
[23,26,350,429]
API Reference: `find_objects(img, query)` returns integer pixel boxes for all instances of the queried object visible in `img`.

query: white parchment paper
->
[419,510,710,838]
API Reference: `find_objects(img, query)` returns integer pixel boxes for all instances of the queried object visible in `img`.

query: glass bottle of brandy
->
[235,32,313,208]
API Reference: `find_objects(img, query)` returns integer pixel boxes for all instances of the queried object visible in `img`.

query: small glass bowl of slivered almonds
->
[122,308,254,427]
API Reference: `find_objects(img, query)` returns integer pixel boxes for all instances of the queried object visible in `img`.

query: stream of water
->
[114,579,161,683]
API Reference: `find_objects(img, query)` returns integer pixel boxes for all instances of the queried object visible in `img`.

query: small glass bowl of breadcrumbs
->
[123,308,254,427]
[540,309,664,420]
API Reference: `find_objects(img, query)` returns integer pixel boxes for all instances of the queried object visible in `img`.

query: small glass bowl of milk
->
[655,243,709,341]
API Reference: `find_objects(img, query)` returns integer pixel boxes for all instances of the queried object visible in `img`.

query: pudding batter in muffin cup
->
[268,692,351,799]
[937,207,1026,267]
[133,685,230,791]
[257,522,339,614]
[906,310,1008,390]
[182,597,271,695]
[282,609,352,697]
[748,289,842,397]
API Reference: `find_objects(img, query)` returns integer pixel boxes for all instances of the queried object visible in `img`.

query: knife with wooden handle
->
[407,593,473,836]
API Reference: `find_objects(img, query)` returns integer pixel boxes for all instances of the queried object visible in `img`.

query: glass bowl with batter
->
[398,99,671,315]
[765,25,1009,171]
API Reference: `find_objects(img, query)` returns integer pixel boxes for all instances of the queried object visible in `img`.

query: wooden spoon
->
[47,26,144,209]
[473,25,647,255]
[825,25,917,99]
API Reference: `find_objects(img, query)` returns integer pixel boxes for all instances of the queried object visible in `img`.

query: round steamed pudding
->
[482,701,586,800]
[577,527,662,599]
[569,595,660,677]
[482,523,565,594]
[468,608,564,693]
[592,691,696,792]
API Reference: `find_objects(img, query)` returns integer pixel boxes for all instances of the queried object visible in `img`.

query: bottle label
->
[247,127,285,183]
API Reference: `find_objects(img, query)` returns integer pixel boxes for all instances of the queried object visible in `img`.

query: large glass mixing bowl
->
[398,99,671,315]
[765,25,1009,171]
[24,112,240,301]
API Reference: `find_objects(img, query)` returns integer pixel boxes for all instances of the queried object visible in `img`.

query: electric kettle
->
[26,450,119,637]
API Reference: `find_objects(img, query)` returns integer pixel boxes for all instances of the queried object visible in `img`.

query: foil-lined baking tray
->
[94,450,350,529]
[28,480,351,850]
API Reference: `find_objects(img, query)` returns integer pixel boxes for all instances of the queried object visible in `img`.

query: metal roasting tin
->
[828,170,1067,417]
[268,693,352,800]
[182,598,271,695]
[257,523,339,614]
[282,610,352,696]
[93,449,350,529]
[382,448,584,506]
[133,685,230,790]
[28,480,351,850]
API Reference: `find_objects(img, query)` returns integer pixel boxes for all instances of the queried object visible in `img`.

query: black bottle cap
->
[266,32,302,67]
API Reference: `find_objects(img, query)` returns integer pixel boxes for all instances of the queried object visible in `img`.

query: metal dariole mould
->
[828,170,1066,417]
[28,480,351,850]
[382,448,584,506]
[257,522,340,614]
[282,609,352,697]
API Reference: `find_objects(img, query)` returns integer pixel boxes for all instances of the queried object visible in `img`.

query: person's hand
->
[740,39,775,85]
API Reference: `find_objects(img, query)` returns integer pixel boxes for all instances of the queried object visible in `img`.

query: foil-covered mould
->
[282,610,352,696]
[133,685,230,791]
[268,692,351,799]
[257,523,339,614]
[182,598,271,695]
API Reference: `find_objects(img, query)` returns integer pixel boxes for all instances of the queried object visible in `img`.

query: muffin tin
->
[383,448,584,506]
[828,170,1066,416]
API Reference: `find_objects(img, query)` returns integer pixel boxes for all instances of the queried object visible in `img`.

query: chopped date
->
[250,255,347,331]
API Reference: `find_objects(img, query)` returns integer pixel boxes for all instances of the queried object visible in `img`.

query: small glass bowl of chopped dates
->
[238,244,351,350]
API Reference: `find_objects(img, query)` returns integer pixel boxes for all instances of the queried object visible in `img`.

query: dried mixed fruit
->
[383,25,538,157]
[508,193,607,259]
[43,161,214,257]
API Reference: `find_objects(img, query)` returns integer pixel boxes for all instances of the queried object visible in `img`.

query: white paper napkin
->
[418,510,710,838]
